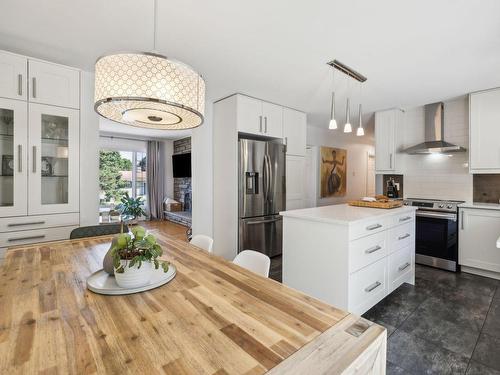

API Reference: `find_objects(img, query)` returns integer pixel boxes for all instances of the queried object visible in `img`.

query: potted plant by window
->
[117,192,146,224]
[111,226,169,288]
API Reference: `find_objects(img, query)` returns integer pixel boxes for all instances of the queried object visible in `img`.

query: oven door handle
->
[416,211,457,221]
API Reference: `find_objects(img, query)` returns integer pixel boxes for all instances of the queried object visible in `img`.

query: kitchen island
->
[281,204,417,315]
[0,230,386,374]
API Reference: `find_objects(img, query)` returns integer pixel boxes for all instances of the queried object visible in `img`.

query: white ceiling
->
[1,0,500,136]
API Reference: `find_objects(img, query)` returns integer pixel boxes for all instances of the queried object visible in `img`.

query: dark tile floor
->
[363,264,500,375]
[269,255,282,282]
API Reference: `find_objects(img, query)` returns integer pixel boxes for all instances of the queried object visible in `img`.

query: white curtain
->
[147,141,165,220]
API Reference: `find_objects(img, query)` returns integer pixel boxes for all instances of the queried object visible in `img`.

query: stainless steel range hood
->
[404,102,466,154]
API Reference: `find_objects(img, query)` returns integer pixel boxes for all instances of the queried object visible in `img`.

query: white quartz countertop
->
[280,203,417,225]
[459,202,500,211]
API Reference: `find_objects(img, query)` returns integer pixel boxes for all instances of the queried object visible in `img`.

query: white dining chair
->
[233,250,271,278]
[190,234,214,253]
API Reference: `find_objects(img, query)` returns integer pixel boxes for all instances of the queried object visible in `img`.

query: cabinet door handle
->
[399,216,412,222]
[365,281,382,293]
[259,116,263,133]
[365,245,382,254]
[398,233,411,240]
[32,146,37,173]
[398,262,411,272]
[32,77,37,98]
[8,221,45,227]
[8,235,45,242]
[18,74,23,96]
[389,153,393,169]
[17,145,22,172]
[366,223,383,231]
[264,116,268,133]
[461,210,464,230]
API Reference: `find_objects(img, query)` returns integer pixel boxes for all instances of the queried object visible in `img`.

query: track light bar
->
[326,59,367,83]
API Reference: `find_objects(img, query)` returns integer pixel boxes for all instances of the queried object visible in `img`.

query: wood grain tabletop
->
[0,230,386,374]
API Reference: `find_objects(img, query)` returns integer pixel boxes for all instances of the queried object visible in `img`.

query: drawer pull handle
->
[398,233,411,240]
[366,223,382,231]
[8,221,46,227]
[365,245,382,254]
[398,262,411,272]
[365,281,382,293]
[399,216,412,222]
[8,235,45,242]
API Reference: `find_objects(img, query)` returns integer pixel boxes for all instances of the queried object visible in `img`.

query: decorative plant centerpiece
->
[117,192,146,224]
[111,226,169,288]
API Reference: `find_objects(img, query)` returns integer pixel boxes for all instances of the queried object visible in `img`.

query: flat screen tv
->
[172,153,191,178]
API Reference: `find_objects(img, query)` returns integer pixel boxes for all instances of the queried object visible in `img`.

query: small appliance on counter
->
[403,198,464,272]
[383,174,403,199]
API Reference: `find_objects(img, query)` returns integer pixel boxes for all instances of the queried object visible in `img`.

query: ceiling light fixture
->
[356,104,364,136]
[344,98,352,133]
[94,0,205,129]
[326,59,366,136]
[328,68,337,129]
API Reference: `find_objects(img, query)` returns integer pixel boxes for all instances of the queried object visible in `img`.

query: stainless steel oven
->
[404,198,463,272]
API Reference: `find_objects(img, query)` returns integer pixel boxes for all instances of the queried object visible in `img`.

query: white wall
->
[191,103,213,237]
[79,71,100,226]
[307,126,375,206]
[401,96,472,202]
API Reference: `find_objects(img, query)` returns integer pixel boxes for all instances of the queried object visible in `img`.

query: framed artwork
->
[1,155,14,176]
[320,146,347,198]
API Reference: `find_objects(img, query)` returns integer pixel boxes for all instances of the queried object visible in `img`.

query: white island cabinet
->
[281,204,417,315]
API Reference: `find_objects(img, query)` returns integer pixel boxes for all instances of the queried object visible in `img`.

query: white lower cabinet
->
[388,245,414,293]
[349,257,388,314]
[285,155,306,210]
[347,217,415,314]
[459,208,500,277]
[283,207,416,316]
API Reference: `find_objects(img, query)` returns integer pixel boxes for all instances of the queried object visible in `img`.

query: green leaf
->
[154,259,159,269]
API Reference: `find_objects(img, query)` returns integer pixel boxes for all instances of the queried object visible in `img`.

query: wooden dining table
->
[0,229,386,374]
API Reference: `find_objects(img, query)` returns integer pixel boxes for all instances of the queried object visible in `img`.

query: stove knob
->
[447,205,453,209]
[439,204,444,208]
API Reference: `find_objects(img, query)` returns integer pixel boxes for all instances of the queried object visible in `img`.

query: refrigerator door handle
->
[262,156,268,201]
[246,216,282,225]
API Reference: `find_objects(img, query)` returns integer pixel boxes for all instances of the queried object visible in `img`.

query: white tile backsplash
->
[402,96,472,202]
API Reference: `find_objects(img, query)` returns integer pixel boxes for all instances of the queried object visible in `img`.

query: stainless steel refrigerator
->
[238,139,286,257]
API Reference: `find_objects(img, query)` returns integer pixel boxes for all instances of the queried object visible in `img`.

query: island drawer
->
[390,212,415,227]
[349,231,388,273]
[388,245,413,293]
[389,221,414,253]
[349,257,388,315]
[0,213,79,233]
[349,217,389,240]
[0,225,78,249]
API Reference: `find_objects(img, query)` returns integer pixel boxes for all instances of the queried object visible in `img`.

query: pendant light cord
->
[153,0,158,52]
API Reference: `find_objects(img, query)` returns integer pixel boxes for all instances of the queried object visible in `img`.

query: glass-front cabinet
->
[0,98,28,217]
[28,103,79,215]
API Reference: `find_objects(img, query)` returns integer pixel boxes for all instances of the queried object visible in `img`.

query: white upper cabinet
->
[28,60,80,109]
[28,103,79,215]
[262,101,283,138]
[469,88,500,173]
[0,98,28,217]
[375,109,403,173]
[283,108,307,156]
[0,51,27,101]
[236,94,283,138]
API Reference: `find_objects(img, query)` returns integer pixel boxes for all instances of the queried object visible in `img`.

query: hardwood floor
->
[140,219,189,242]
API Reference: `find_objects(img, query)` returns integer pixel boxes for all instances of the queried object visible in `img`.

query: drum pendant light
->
[94,0,205,129]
